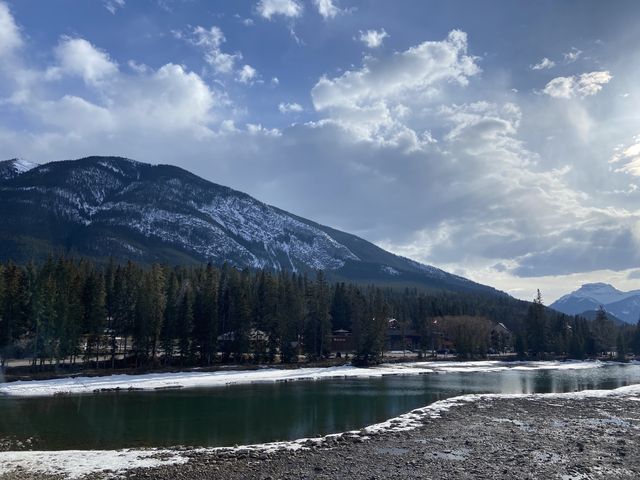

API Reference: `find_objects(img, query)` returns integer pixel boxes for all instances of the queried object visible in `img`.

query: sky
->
[1,0,640,303]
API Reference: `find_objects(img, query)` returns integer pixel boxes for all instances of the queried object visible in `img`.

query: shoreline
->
[0,384,639,479]
[0,359,609,397]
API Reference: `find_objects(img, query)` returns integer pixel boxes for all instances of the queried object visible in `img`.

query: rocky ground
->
[2,393,639,480]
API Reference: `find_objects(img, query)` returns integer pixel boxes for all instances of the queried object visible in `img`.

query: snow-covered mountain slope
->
[0,156,502,295]
[550,283,640,324]
[0,158,38,180]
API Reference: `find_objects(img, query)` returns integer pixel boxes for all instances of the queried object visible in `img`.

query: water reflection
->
[1,364,639,450]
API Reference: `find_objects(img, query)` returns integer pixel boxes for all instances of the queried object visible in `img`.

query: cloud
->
[47,37,118,85]
[36,62,218,135]
[358,29,388,49]
[312,30,480,143]
[256,0,303,20]
[0,2,23,58]
[313,0,341,19]
[610,135,640,177]
[530,57,555,70]
[628,270,640,280]
[237,64,257,84]
[5,33,220,138]
[103,0,125,14]
[177,25,240,75]
[543,71,612,98]
[278,102,303,113]
[563,47,582,63]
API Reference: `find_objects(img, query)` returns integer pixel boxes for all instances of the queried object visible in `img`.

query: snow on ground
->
[0,449,189,479]
[1,381,639,479]
[0,360,606,397]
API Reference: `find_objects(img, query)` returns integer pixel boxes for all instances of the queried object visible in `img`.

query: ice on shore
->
[0,360,606,398]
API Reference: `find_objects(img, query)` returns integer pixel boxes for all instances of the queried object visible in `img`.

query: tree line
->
[0,257,638,370]
[516,290,636,360]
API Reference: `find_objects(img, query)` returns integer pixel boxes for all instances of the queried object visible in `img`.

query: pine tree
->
[616,331,627,361]
[592,306,614,356]
[193,264,219,365]
[304,271,332,360]
[149,264,167,361]
[0,264,29,365]
[633,317,640,356]
[161,270,180,365]
[82,270,106,367]
[525,289,548,356]
[177,282,194,363]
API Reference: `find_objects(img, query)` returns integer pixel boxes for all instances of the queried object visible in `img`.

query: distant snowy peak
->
[0,158,38,179]
[13,158,39,173]
[558,283,639,305]
[551,282,640,324]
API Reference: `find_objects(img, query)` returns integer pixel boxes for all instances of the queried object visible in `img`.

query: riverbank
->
[0,359,605,397]
[1,384,639,479]
[0,352,490,383]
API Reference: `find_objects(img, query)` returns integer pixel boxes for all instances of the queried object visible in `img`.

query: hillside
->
[0,156,502,295]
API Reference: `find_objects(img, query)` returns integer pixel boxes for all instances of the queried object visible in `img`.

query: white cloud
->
[271,77,280,86]
[103,0,125,14]
[238,64,257,84]
[314,0,340,19]
[278,102,303,114]
[563,47,582,63]
[36,62,217,136]
[256,0,302,20]
[610,135,640,177]
[543,76,574,99]
[0,2,23,58]
[312,30,480,143]
[576,71,613,96]
[530,57,555,70]
[543,71,612,98]
[47,37,118,85]
[185,25,241,74]
[358,29,388,49]
[246,123,281,136]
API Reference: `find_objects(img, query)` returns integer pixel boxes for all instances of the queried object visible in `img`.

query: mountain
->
[550,283,640,324]
[0,158,39,180]
[0,156,502,295]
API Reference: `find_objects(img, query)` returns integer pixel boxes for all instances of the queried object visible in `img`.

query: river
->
[1,362,639,450]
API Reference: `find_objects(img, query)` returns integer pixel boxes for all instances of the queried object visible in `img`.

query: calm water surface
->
[1,364,639,450]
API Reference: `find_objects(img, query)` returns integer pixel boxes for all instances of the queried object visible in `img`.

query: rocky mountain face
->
[550,283,640,324]
[0,156,502,295]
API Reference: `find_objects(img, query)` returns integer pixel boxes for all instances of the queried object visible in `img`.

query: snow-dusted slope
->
[0,158,38,180]
[550,283,640,324]
[0,156,500,294]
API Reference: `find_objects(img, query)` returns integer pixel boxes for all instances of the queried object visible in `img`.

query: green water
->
[1,364,639,450]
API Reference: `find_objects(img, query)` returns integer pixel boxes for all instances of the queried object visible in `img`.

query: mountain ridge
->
[550,282,640,324]
[0,156,502,296]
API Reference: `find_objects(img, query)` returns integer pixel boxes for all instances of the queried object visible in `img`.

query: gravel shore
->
[3,391,639,480]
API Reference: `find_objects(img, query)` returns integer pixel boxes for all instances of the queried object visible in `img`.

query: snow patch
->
[12,159,38,173]
[381,265,401,276]
[0,449,188,479]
